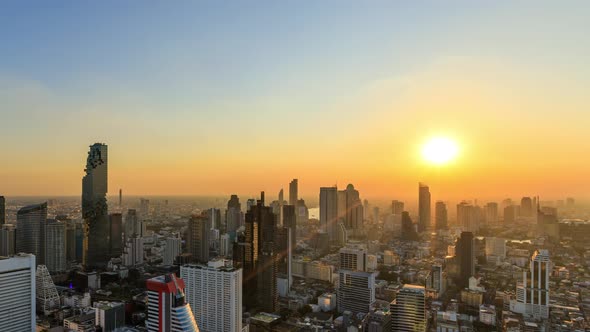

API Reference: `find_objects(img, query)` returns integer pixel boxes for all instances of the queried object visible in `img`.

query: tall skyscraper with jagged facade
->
[82,143,109,268]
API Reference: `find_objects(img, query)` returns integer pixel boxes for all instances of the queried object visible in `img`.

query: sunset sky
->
[1,1,589,201]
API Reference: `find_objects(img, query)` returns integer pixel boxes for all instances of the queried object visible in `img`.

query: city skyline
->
[1,2,590,199]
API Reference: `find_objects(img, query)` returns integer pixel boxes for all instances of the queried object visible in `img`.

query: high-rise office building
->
[485,237,506,264]
[401,211,418,241]
[320,187,339,242]
[392,285,426,332]
[0,224,16,257]
[140,198,150,218]
[226,195,242,234]
[118,189,122,208]
[109,213,123,257]
[456,232,475,288]
[121,236,144,267]
[283,205,296,250]
[187,214,210,263]
[164,234,182,265]
[0,196,5,225]
[206,208,222,230]
[146,274,199,332]
[233,193,277,312]
[391,200,404,215]
[427,264,445,296]
[338,244,375,314]
[520,197,533,218]
[124,209,141,241]
[82,143,109,268]
[435,201,448,230]
[44,219,67,273]
[338,184,364,236]
[181,260,242,332]
[0,254,36,331]
[16,202,47,264]
[64,219,77,263]
[504,205,517,224]
[95,301,125,332]
[418,183,431,232]
[337,269,376,314]
[289,179,298,206]
[510,250,550,319]
[484,202,498,224]
[339,245,368,272]
[457,201,479,233]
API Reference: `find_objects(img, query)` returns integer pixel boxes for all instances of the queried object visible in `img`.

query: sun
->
[422,137,459,165]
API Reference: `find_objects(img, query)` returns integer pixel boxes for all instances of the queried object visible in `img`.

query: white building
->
[339,244,367,271]
[164,235,181,265]
[220,233,231,257]
[485,237,506,265]
[510,249,550,319]
[146,274,199,332]
[122,236,143,267]
[181,260,242,332]
[479,304,496,326]
[0,254,36,331]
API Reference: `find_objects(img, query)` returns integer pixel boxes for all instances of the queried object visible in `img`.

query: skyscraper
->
[234,193,277,312]
[457,201,479,233]
[0,196,5,225]
[338,184,364,237]
[82,143,109,268]
[520,197,533,218]
[0,254,36,331]
[391,285,426,332]
[435,201,448,230]
[339,245,368,272]
[418,183,431,232]
[282,205,296,250]
[456,232,475,288]
[109,213,123,257]
[226,195,242,234]
[181,260,242,332]
[504,205,517,224]
[391,200,404,215]
[0,224,16,257]
[16,202,47,264]
[401,211,418,241]
[164,234,182,265]
[510,250,550,319]
[146,274,199,332]
[187,214,210,263]
[124,209,141,241]
[337,269,376,314]
[44,219,67,273]
[118,189,122,208]
[140,198,150,218]
[320,186,339,242]
[484,202,498,224]
[289,179,298,206]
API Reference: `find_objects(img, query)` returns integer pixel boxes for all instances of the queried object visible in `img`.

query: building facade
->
[181,260,242,332]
